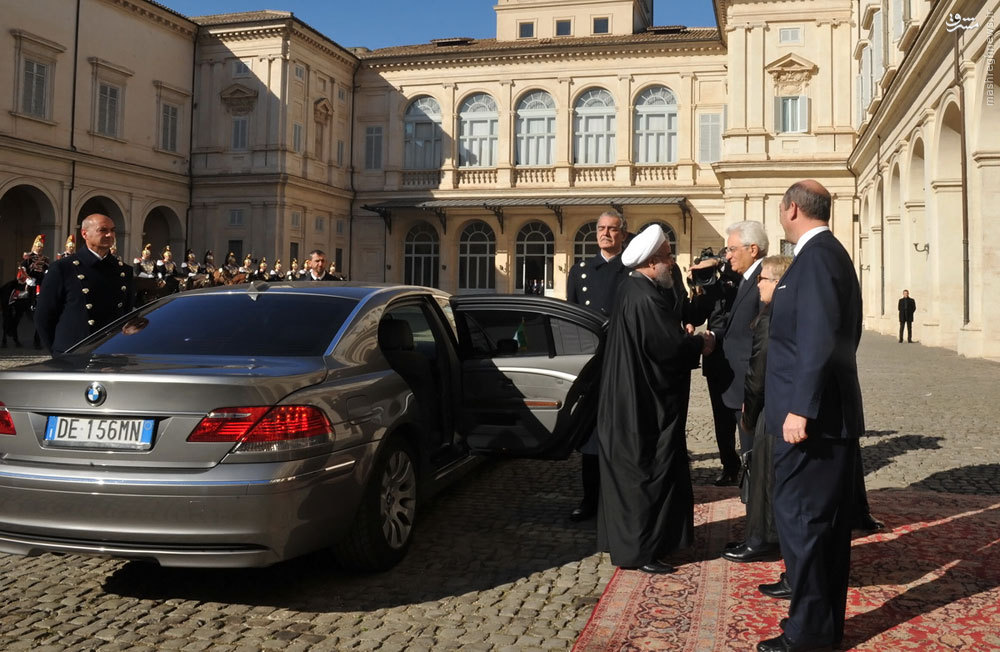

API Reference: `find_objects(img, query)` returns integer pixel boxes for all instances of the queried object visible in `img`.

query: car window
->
[432,296,458,343]
[383,302,439,360]
[75,293,357,357]
[550,318,599,355]
[458,309,600,358]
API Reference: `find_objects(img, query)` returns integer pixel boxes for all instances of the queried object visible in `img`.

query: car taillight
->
[0,402,15,436]
[187,405,333,452]
[187,407,270,442]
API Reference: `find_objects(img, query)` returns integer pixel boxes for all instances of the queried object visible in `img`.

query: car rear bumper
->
[0,446,375,567]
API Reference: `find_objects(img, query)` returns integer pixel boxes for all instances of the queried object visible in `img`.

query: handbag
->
[738,449,752,504]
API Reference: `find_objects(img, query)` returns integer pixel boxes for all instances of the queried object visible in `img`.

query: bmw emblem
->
[86,382,107,406]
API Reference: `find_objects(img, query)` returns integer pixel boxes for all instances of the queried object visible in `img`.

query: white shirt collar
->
[85,246,107,261]
[793,225,830,256]
[743,258,763,281]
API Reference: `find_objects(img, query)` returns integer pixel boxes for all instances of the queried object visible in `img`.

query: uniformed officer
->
[565,209,630,521]
[35,213,134,356]
[20,233,50,349]
[58,234,76,259]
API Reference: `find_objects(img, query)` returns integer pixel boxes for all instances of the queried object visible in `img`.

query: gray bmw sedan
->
[0,282,605,569]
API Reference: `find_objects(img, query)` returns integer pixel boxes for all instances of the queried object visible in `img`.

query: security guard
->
[35,213,134,356]
[565,209,630,521]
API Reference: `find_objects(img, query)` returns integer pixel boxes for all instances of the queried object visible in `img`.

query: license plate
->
[44,416,154,450]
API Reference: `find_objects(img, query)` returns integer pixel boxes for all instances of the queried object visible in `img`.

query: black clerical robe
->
[596,272,704,567]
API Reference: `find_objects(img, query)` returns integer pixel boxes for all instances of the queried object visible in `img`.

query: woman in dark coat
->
[737,255,793,553]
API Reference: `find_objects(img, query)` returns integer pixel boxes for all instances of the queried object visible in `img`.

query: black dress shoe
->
[724,540,743,550]
[721,542,780,563]
[638,561,675,574]
[757,632,832,651]
[713,469,739,486]
[780,618,788,630]
[853,513,885,533]
[759,573,793,599]
[569,503,597,522]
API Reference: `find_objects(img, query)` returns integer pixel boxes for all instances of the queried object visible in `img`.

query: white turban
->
[621,224,667,268]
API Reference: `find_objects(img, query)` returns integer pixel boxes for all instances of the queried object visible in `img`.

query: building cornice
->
[103,0,198,39]
[363,40,726,72]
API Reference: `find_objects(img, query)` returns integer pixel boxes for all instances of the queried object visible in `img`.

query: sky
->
[163,0,718,50]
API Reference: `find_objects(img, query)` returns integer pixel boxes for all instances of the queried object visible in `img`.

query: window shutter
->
[698,115,711,162]
[855,75,863,127]
[774,96,783,132]
[892,0,904,41]
[797,96,810,133]
[722,103,728,131]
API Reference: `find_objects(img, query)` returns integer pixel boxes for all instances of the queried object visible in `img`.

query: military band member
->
[34,213,134,356]
[223,252,239,275]
[157,246,183,293]
[58,234,77,259]
[328,261,346,281]
[202,250,217,276]
[21,234,50,288]
[270,259,285,281]
[1,268,33,348]
[287,258,302,281]
[250,258,270,282]
[181,249,202,276]
[134,244,157,279]
[239,253,254,275]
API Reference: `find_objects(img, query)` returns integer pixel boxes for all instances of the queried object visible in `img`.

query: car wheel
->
[334,437,418,571]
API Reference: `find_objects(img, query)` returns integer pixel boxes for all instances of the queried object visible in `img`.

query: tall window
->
[293,123,303,153]
[775,96,809,133]
[365,126,383,169]
[516,91,556,166]
[232,116,249,150]
[459,221,496,292]
[458,93,498,167]
[404,222,440,288]
[160,103,179,152]
[21,60,49,118]
[97,83,121,138]
[573,222,600,265]
[633,85,678,164]
[404,96,443,170]
[515,222,554,293]
[698,113,722,163]
[228,209,244,226]
[574,88,616,165]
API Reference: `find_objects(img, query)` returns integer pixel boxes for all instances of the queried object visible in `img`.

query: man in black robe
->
[597,224,715,574]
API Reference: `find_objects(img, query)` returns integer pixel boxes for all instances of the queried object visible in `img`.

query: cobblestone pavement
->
[1,332,998,651]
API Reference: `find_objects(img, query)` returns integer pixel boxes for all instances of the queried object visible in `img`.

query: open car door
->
[449,295,607,460]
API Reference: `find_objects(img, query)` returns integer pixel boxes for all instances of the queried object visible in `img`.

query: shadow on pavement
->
[859,432,943,475]
[104,457,602,611]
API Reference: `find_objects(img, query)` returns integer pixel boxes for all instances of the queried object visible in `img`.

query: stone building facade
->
[1,0,997,356]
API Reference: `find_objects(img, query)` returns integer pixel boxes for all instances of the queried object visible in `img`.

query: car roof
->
[174,282,450,302]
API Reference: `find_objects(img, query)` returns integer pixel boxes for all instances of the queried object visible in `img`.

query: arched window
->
[573,221,600,265]
[458,93,498,167]
[458,221,496,292]
[634,86,678,164]
[573,88,616,165]
[515,221,554,294]
[404,96,443,170]
[404,222,439,287]
[516,90,556,166]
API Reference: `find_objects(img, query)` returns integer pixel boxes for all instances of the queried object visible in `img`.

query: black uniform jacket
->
[35,250,135,355]
[566,252,628,316]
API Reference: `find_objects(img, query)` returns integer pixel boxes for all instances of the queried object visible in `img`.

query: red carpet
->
[574,487,1000,651]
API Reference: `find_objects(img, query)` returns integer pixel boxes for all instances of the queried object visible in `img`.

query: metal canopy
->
[361,196,688,235]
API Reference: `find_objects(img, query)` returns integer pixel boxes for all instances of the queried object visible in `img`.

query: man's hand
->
[684,323,695,335]
[701,330,716,356]
[783,413,808,444]
[688,258,719,271]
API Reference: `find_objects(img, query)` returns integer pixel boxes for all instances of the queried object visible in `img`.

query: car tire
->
[334,437,419,571]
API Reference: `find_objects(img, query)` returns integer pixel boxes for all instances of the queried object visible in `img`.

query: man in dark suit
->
[898,290,916,343]
[297,250,339,281]
[35,214,134,356]
[757,180,864,652]
[689,222,768,492]
[565,209,630,521]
